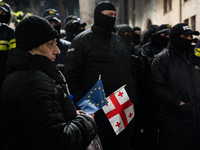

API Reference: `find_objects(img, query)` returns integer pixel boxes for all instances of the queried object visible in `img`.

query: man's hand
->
[87,114,95,120]
[77,110,95,120]
[76,110,85,115]
[179,101,185,105]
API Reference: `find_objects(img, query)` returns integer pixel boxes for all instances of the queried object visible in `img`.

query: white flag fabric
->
[102,85,135,135]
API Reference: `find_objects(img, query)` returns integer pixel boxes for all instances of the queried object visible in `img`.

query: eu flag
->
[76,77,107,114]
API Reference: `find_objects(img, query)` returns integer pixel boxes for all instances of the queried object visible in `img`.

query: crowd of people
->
[1,1,200,150]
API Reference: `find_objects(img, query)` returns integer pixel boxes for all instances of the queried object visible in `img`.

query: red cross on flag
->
[102,85,134,135]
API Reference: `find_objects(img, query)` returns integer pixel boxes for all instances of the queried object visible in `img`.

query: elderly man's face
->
[29,38,60,62]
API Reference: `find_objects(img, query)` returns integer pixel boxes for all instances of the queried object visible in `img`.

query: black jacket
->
[0,23,16,97]
[56,38,71,74]
[1,48,96,150]
[141,41,165,72]
[64,24,136,150]
[65,24,136,104]
[63,31,76,42]
[151,44,200,149]
[151,47,200,117]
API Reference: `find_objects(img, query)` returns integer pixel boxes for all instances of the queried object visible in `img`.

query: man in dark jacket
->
[0,2,15,95]
[141,24,171,72]
[116,24,134,47]
[1,15,96,150]
[65,2,136,150]
[132,26,141,46]
[139,24,171,149]
[151,23,200,150]
[42,8,71,74]
[0,2,16,149]
[64,15,80,42]
[116,24,145,150]
[78,17,87,33]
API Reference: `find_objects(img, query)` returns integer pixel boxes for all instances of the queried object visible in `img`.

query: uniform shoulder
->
[70,29,92,48]
[142,41,152,50]
[76,28,92,40]
[1,23,14,32]
[156,48,170,58]
[153,48,170,66]
[59,38,71,45]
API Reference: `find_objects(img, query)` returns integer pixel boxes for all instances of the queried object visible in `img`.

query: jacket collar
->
[6,48,65,84]
[91,24,112,37]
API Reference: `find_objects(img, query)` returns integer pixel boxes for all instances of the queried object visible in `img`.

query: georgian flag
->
[102,85,135,135]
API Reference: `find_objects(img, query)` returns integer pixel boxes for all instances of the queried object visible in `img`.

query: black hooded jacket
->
[1,48,96,150]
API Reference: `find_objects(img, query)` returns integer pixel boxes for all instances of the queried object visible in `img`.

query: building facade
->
[78,0,200,36]
[156,0,200,32]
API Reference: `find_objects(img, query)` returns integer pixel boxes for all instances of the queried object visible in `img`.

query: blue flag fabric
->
[76,78,107,114]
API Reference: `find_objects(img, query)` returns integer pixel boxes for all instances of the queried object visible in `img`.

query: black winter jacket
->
[151,44,200,149]
[141,41,165,72]
[0,23,16,98]
[65,24,137,104]
[56,38,71,74]
[151,47,200,118]
[1,48,96,150]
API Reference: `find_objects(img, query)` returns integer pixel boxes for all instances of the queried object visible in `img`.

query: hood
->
[140,29,149,45]
[116,24,133,36]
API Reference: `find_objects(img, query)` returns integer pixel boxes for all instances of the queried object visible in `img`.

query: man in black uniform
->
[64,15,80,42]
[140,24,171,149]
[0,1,15,91]
[65,2,136,150]
[43,8,71,74]
[151,23,200,150]
[0,2,16,149]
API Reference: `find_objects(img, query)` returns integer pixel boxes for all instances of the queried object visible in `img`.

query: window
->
[164,0,167,13]
[169,0,172,11]
[191,16,196,30]
[184,19,189,24]
[164,0,172,14]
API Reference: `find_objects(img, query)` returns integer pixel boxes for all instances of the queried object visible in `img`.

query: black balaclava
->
[132,27,141,45]
[170,35,193,53]
[94,1,116,32]
[156,34,169,48]
[121,34,133,46]
[0,12,10,23]
[65,23,80,35]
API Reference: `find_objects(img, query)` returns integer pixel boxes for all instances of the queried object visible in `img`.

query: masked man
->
[151,23,200,150]
[65,2,137,150]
